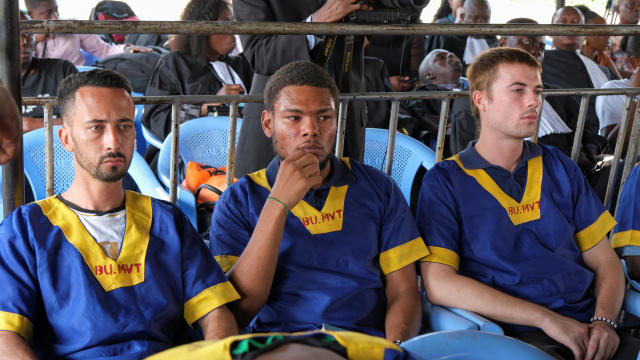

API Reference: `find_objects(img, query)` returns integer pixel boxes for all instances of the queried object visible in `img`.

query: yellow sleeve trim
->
[379,237,429,275]
[612,230,640,249]
[214,255,239,273]
[0,311,33,341]
[420,246,460,271]
[575,211,617,252]
[184,281,240,326]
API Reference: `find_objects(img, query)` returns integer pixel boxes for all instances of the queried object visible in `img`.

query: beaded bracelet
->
[589,316,618,329]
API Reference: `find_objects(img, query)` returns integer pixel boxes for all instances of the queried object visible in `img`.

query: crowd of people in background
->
[2,0,640,359]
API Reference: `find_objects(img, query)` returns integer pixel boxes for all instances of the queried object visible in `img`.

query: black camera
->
[347,0,428,24]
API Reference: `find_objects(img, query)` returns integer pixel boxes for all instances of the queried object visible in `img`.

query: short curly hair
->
[173,0,228,63]
[264,61,338,112]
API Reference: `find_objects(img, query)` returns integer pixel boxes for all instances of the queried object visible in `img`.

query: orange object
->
[182,162,237,204]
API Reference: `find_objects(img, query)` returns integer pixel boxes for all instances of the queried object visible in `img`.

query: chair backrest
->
[363,128,435,205]
[157,116,242,188]
[22,127,169,202]
[401,330,553,360]
[131,91,148,156]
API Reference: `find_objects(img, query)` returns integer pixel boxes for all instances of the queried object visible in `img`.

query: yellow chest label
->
[453,155,543,226]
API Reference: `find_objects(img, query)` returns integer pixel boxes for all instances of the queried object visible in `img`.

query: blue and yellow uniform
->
[146,330,416,360]
[210,156,428,337]
[418,141,616,333]
[612,163,640,258]
[0,191,240,359]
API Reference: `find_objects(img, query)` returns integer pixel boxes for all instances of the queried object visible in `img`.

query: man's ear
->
[472,90,487,113]
[261,110,273,139]
[58,123,73,152]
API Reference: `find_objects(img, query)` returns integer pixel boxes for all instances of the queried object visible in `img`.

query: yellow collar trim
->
[453,154,543,225]
[37,191,152,292]
[247,158,350,235]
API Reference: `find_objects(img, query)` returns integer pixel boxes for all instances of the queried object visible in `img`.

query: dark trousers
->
[513,330,640,360]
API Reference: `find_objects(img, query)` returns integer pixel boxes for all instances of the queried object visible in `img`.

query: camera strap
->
[311,34,355,92]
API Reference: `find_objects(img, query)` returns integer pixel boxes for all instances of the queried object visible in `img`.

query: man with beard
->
[209,61,427,341]
[0,69,240,358]
[418,47,640,360]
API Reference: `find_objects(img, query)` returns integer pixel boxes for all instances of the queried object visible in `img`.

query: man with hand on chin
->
[210,60,427,342]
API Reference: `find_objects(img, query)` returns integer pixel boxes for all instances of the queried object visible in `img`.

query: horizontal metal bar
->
[20,20,640,36]
[22,88,640,106]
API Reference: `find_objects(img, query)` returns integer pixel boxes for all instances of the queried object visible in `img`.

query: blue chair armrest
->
[177,186,198,230]
[446,307,504,335]
[429,304,478,331]
[142,125,164,150]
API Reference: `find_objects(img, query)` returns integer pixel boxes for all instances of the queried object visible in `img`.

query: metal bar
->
[168,103,180,203]
[570,96,590,162]
[2,0,24,217]
[435,98,451,163]
[532,95,545,143]
[616,101,640,217]
[225,101,239,187]
[20,20,640,37]
[384,100,401,175]
[335,100,349,157]
[44,104,54,198]
[604,96,633,209]
[22,87,640,106]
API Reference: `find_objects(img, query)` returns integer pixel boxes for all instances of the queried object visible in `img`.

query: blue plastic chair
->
[363,128,435,207]
[142,123,163,150]
[22,127,170,202]
[401,330,553,360]
[156,116,242,230]
[157,116,242,188]
[131,91,148,156]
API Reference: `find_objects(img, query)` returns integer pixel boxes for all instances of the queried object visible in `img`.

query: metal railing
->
[22,85,640,215]
[5,19,640,217]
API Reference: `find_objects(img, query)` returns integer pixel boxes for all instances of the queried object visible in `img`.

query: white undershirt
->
[210,61,246,92]
[71,208,126,260]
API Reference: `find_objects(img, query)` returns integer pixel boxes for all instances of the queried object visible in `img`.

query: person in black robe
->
[425,0,497,71]
[402,49,466,151]
[20,11,77,133]
[141,0,253,166]
[233,0,372,177]
[542,6,614,140]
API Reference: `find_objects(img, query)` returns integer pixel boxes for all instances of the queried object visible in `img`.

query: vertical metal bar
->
[615,99,640,218]
[168,103,180,203]
[531,95,545,143]
[570,96,590,162]
[334,100,348,157]
[435,98,451,163]
[1,0,24,216]
[604,95,633,209]
[44,104,54,197]
[384,100,401,175]
[225,101,239,187]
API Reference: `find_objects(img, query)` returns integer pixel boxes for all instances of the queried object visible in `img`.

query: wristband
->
[267,195,291,215]
[589,316,618,329]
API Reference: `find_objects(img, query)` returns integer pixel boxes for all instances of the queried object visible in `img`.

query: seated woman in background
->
[575,5,621,79]
[142,0,252,143]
